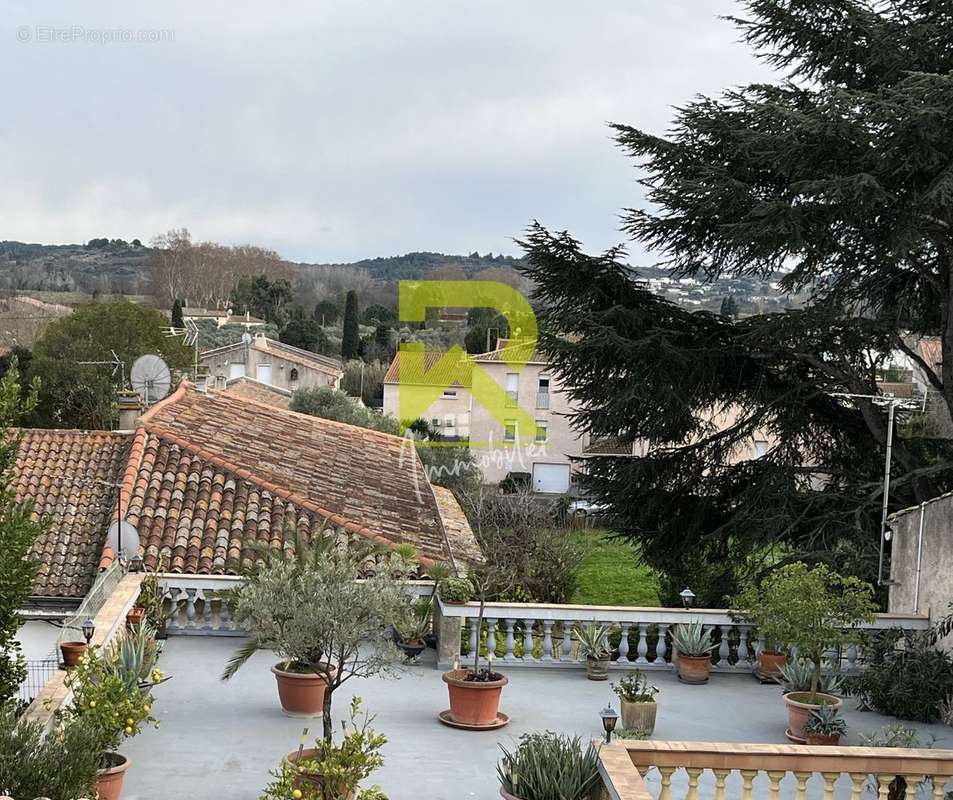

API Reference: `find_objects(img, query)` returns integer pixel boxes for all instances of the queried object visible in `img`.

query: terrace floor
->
[121,636,953,800]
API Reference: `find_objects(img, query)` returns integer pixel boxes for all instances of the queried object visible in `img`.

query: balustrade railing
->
[596,740,953,800]
[159,575,436,636]
[437,601,930,673]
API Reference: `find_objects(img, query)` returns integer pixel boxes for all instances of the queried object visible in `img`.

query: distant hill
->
[297,251,523,281]
[0,240,152,295]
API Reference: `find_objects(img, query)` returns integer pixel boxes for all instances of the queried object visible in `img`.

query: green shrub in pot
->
[439,576,473,604]
[612,670,659,736]
[497,731,600,800]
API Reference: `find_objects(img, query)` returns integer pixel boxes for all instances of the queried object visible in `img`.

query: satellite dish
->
[130,354,171,406]
[106,520,140,560]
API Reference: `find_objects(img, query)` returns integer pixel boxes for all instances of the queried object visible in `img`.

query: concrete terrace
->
[121,636,953,800]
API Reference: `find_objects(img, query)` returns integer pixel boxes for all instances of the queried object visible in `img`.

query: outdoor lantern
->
[599,704,619,743]
[680,587,696,609]
[883,525,893,543]
[130,554,144,573]
[81,618,95,645]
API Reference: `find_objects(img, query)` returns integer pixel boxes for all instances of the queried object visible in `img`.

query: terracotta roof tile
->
[218,377,291,409]
[383,350,473,387]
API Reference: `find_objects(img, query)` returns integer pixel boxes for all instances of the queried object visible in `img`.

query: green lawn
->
[570,529,660,607]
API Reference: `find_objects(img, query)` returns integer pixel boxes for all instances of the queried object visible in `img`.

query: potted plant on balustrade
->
[671,621,717,684]
[574,622,614,681]
[732,562,875,742]
[612,670,659,736]
[803,705,848,746]
[136,555,173,639]
[497,731,600,800]
[438,575,473,605]
[61,623,165,800]
[221,532,407,742]
[259,696,389,800]
[441,570,509,729]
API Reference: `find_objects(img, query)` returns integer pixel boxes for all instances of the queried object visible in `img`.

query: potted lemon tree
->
[733,562,875,741]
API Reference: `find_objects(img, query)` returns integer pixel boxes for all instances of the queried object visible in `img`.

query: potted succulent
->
[393,598,432,660]
[803,705,848,746]
[62,625,163,800]
[612,670,659,736]
[778,657,844,696]
[442,572,508,728]
[497,731,600,800]
[733,562,875,742]
[574,622,613,681]
[671,621,716,684]
[222,535,407,740]
[439,576,473,605]
[260,697,387,800]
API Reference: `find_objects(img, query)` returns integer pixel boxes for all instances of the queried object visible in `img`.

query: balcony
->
[536,390,550,409]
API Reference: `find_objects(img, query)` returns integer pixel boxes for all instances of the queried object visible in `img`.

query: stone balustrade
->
[435,600,930,672]
[595,740,953,800]
[158,574,436,636]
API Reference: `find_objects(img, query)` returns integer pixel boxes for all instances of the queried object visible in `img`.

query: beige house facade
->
[382,351,473,438]
[200,333,343,393]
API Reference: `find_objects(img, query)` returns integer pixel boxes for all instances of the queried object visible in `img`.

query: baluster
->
[719,624,731,667]
[686,768,703,800]
[656,624,669,663]
[220,596,231,631]
[877,777,891,800]
[736,626,751,669]
[740,769,758,800]
[713,769,728,800]
[503,619,515,661]
[561,620,573,661]
[822,773,839,800]
[522,619,535,663]
[902,777,918,800]
[636,623,649,664]
[202,591,213,630]
[618,624,630,662]
[541,620,554,661]
[658,767,675,800]
[185,588,197,629]
[703,625,715,665]
[931,775,949,800]
[468,619,478,657]
[767,770,785,800]
[794,772,811,800]
[846,643,858,671]
[754,635,765,660]
[486,618,498,657]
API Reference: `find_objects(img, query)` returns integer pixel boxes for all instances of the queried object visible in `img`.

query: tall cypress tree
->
[340,290,360,360]
[171,298,184,329]
[519,1,953,604]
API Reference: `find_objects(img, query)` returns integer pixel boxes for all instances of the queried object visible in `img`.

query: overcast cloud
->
[2,1,771,263]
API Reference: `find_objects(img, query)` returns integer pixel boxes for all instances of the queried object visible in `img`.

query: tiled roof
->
[919,337,942,369]
[383,350,473,387]
[471,338,542,364]
[15,430,131,598]
[202,337,343,376]
[218,377,291,409]
[128,384,469,569]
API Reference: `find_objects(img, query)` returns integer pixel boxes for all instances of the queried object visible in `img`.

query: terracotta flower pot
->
[398,639,426,659]
[621,700,658,735]
[443,669,508,725]
[758,650,787,678]
[677,654,711,684]
[271,663,335,717]
[285,748,356,800]
[60,641,87,668]
[96,752,130,800]
[126,608,145,627]
[805,733,841,746]
[783,692,842,743]
[586,654,610,681]
[500,789,523,800]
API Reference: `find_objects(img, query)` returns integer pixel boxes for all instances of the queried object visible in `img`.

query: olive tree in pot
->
[733,562,875,742]
[497,731,600,800]
[222,541,408,741]
[574,622,613,681]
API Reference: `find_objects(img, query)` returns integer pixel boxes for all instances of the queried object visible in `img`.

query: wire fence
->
[18,658,58,707]
[57,560,124,646]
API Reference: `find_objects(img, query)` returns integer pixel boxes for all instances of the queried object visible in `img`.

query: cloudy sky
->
[3,1,771,264]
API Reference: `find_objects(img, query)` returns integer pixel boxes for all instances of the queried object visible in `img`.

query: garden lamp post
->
[81,618,95,645]
[599,704,619,743]
[680,587,696,609]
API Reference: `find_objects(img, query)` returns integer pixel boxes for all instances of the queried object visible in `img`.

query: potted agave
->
[671,621,716,684]
[442,572,508,728]
[733,562,875,742]
[612,670,659,736]
[574,622,613,681]
[222,534,407,741]
[803,705,847,746]
[260,697,387,800]
[393,598,432,660]
[497,731,600,800]
[62,624,163,800]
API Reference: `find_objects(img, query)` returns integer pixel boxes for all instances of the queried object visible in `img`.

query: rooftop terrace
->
[119,636,953,800]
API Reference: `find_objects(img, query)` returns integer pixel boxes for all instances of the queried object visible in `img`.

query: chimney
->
[117,391,142,430]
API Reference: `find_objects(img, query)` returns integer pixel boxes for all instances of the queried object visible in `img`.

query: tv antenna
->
[165,317,200,378]
[78,349,125,387]
[130,354,172,406]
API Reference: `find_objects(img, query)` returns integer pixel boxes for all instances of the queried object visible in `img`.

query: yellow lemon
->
[126,718,134,725]
[143,704,151,712]
[292,791,303,799]
[125,726,133,735]
[89,700,96,708]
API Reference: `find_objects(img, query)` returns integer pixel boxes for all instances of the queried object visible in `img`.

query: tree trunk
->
[322,686,333,743]
[810,661,821,704]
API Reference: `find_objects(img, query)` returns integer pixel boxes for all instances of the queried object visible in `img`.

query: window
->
[503,419,517,442]
[431,417,441,428]
[505,373,519,407]
[289,368,299,383]
[443,389,457,399]
[537,376,551,409]
[535,420,548,443]
[445,415,455,429]
[753,439,769,458]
